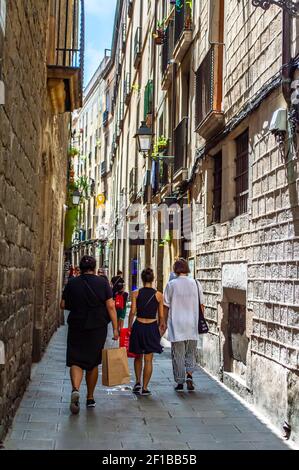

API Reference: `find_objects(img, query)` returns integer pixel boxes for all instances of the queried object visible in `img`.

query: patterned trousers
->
[171,340,198,384]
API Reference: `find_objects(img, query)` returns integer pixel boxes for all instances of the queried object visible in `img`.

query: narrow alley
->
[3,324,291,451]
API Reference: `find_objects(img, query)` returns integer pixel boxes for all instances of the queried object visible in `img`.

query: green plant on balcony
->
[68,147,79,158]
[153,19,166,44]
[159,230,172,247]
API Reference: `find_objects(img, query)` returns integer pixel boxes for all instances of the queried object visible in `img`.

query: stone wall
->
[0,0,68,440]
[194,83,299,443]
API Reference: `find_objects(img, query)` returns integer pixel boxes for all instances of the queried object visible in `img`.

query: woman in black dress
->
[60,256,119,414]
[128,268,166,396]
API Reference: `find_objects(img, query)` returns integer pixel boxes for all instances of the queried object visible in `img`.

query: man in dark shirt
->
[111,270,124,298]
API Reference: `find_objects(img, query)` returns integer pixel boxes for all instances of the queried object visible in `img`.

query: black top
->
[136,287,159,320]
[111,275,124,296]
[62,274,113,330]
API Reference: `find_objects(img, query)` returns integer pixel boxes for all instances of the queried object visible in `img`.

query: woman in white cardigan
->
[163,259,205,392]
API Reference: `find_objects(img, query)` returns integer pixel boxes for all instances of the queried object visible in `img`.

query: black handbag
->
[195,280,209,335]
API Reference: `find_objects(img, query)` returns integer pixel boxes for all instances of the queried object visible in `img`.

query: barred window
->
[235,130,249,216]
[212,152,222,223]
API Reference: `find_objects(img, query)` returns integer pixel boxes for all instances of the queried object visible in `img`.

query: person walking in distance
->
[128,268,165,396]
[60,256,119,414]
[115,281,129,332]
[163,259,205,392]
[111,270,124,298]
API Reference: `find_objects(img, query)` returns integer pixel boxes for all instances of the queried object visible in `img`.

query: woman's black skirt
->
[67,326,108,371]
[129,320,163,355]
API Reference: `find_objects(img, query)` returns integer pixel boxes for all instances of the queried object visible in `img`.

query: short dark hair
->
[173,258,190,275]
[141,267,154,284]
[117,270,123,275]
[79,255,96,274]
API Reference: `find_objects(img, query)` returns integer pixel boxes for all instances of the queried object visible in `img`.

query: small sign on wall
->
[0,0,6,35]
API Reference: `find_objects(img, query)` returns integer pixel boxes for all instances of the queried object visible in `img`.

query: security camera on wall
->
[269,108,287,134]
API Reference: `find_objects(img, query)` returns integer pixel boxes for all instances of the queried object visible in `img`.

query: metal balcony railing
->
[174,0,192,46]
[124,73,131,104]
[174,117,188,174]
[101,160,107,177]
[127,0,133,18]
[50,0,85,78]
[134,27,142,68]
[162,22,174,76]
[129,168,137,196]
[159,159,169,189]
[122,22,127,51]
[103,110,109,127]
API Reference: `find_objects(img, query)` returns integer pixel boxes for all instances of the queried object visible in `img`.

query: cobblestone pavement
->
[3,324,291,450]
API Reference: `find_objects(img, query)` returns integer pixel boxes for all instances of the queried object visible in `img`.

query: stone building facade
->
[0,0,83,440]
[84,0,299,443]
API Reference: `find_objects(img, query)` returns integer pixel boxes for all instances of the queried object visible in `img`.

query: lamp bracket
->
[252,0,299,17]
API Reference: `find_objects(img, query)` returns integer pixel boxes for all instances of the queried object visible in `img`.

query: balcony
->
[173,1,193,64]
[161,22,174,90]
[195,45,224,139]
[134,27,142,69]
[47,0,84,114]
[124,73,131,105]
[173,117,188,185]
[103,110,109,127]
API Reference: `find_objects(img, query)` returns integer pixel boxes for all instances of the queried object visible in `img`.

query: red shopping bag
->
[119,328,137,358]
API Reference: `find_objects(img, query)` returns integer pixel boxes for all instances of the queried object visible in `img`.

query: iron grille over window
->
[213,152,222,223]
[174,0,192,45]
[174,117,188,174]
[235,130,249,216]
[195,48,214,128]
[134,27,142,68]
[162,22,174,76]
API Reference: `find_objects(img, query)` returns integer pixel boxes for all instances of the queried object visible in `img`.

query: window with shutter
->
[235,130,249,216]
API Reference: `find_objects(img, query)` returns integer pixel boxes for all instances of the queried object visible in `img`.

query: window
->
[235,130,249,216]
[212,152,222,223]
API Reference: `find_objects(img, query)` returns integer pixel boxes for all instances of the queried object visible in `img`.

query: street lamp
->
[72,189,81,206]
[134,121,153,155]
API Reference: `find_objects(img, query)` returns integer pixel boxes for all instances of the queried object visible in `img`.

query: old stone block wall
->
[0,0,68,440]
[194,88,299,442]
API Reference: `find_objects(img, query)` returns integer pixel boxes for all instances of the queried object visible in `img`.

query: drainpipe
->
[282,10,292,106]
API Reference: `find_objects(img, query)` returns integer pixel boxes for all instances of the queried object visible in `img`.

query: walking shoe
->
[175,384,184,392]
[70,390,80,415]
[186,375,195,391]
[86,398,96,408]
[133,382,142,394]
[141,389,151,396]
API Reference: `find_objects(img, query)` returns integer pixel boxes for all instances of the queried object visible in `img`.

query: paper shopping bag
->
[102,347,131,387]
[119,328,138,358]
